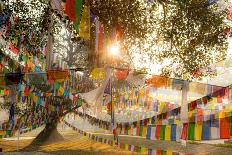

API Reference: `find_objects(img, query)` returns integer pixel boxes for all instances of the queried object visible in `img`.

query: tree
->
[89,0,228,80]
[155,0,228,80]
[0,0,230,147]
[53,21,89,69]
[0,0,84,146]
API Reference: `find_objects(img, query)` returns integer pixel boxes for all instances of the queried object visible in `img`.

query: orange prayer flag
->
[146,76,168,88]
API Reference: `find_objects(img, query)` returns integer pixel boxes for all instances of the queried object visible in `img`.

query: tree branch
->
[61,104,82,117]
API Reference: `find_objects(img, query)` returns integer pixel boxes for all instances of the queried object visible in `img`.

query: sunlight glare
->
[109,42,120,56]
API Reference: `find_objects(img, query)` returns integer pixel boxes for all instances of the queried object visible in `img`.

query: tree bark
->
[25,113,64,150]
[22,100,82,150]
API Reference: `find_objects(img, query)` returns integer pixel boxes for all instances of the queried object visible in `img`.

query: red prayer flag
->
[224,87,229,99]
[9,43,19,55]
[181,123,188,140]
[98,24,104,52]
[114,69,129,80]
[106,102,111,115]
[65,0,76,22]
[228,3,232,21]
[115,25,123,41]
[202,96,208,104]
[24,87,29,96]
[4,89,9,95]
[73,95,78,102]
[155,125,161,139]
[217,96,222,103]
[220,117,230,139]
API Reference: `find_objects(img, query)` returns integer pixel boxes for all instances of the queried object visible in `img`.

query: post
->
[82,108,86,131]
[109,67,115,131]
[17,128,20,151]
[111,75,114,127]
[180,80,188,146]
[181,81,188,123]
[46,7,53,70]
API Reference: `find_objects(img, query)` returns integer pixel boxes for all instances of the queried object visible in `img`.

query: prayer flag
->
[114,69,129,81]
[205,0,219,7]
[104,78,114,126]
[79,4,90,39]
[9,43,19,55]
[98,24,104,53]
[65,0,83,30]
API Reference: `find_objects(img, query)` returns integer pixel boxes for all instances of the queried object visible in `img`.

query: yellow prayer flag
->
[158,102,167,113]
[52,105,55,112]
[125,144,128,150]
[142,126,147,137]
[0,130,4,135]
[90,68,106,80]
[58,87,64,96]
[212,97,217,104]
[129,128,133,136]
[174,119,180,125]
[79,5,90,39]
[167,150,173,155]
[225,105,232,111]
[141,147,147,154]
[165,125,171,140]
[195,123,202,141]
[33,95,38,103]
[224,110,231,117]
[219,111,226,119]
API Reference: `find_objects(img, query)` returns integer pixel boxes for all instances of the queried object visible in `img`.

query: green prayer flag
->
[18,91,22,98]
[0,89,4,95]
[32,124,36,129]
[188,122,195,140]
[8,60,14,71]
[161,150,167,155]
[78,96,82,106]
[138,146,142,153]
[125,127,129,135]
[160,125,166,140]
[29,92,33,98]
[123,143,126,149]
[74,0,83,31]
[3,66,9,73]
[6,130,11,136]
[54,81,60,90]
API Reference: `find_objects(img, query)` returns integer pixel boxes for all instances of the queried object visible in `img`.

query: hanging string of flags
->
[0,85,83,139]
[72,82,232,141]
[64,120,151,154]
[0,7,88,139]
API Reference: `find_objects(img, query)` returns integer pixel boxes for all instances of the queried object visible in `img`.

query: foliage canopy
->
[89,0,228,80]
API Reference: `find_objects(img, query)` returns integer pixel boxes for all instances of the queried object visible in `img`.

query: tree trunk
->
[34,121,63,144]
[22,99,82,151]
[24,114,64,150]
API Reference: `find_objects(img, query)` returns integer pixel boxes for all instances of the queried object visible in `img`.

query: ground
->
[0,125,143,155]
[1,122,232,155]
